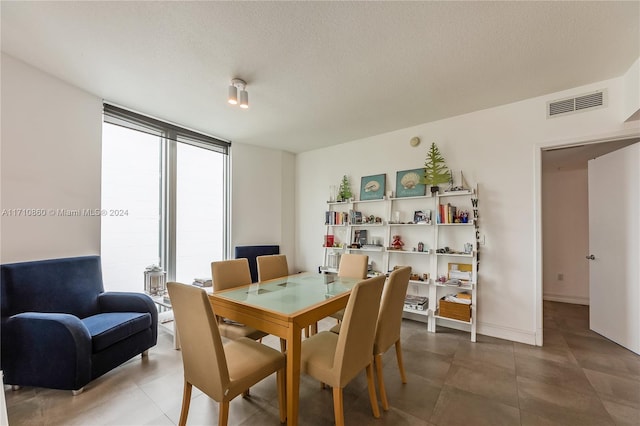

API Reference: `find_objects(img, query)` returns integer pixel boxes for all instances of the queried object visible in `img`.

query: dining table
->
[207,272,361,426]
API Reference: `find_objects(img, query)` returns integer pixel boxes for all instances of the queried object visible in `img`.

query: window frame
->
[103,103,230,281]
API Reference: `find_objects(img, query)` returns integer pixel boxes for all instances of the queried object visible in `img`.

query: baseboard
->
[430,318,537,346]
[476,321,537,346]
[543,293,589,305]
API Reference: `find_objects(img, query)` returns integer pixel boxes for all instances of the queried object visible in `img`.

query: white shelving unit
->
[321,186,480,342]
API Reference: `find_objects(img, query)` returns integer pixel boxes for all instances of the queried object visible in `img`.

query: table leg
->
[286,323,302,426]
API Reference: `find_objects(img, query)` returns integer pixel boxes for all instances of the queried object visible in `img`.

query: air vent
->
[547,89,607,118]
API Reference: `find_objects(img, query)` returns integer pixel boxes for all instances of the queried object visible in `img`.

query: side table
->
[151,295,180,350]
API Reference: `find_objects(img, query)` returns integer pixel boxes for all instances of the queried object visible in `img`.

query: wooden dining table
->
[207,272,361,426]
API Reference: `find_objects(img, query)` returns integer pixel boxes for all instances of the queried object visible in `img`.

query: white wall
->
[231,143,296,270]
[623,57,640,122]
[1,54,102,263]
[297,74,640,345]
[542,167,589,304]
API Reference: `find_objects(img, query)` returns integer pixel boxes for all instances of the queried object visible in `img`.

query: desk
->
[208,273,360,426]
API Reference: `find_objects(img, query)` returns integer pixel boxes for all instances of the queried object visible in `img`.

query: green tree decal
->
[422,142,451,191]
[338,175,352,201]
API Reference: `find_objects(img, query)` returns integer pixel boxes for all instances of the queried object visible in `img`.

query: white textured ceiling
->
[1,1,639,154]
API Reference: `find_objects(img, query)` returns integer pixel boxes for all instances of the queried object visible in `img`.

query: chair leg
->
[71,388,84,396]
[332,386,345,426]
[10,385,20,391]
[243,388,250,397]
[395,340,408,384]
[304,326,309,338]
[178,380,192,426]
[366,363,380,418]
[374,353,389,411]
[277,369,286,423]
[280,338,287,352]
[218,401,230,426]
[141,350,149,357]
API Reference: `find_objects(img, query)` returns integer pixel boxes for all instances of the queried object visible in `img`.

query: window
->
[101,104,229,292]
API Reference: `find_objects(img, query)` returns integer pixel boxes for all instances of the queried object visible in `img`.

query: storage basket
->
[438,297,471,322]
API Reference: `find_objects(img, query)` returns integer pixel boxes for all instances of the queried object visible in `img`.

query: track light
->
[239,89,249,109]
[228,78,248,109]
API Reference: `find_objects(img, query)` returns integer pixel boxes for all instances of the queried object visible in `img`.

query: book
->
[193,278,212,287]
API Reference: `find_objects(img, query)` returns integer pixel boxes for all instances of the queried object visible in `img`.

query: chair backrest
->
[256,255,289,282]
[0,256,104,319]
[234,245,280,283]
[167,282,230,401]
[211,259,252,292]
[333,275,385,387]
[337,253,368,279]
[374,266,412,355]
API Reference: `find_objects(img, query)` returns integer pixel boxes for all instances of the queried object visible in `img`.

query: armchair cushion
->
[83,312,152,352]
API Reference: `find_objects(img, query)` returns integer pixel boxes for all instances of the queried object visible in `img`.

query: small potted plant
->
[422,142,451,194]
[338,175,352,202]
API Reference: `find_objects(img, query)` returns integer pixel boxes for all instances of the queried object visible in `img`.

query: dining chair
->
[300,275,385,426]
[332,266,412,411]
[211,259,268,341]
[328,253,369,323]
[212,258,286,352]
[256,254,289,282]
[167,282,286,426]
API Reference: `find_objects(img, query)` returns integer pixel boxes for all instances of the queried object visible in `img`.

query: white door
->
[588,142,639,354]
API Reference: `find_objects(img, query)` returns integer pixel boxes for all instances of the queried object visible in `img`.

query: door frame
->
[534,128,640,346]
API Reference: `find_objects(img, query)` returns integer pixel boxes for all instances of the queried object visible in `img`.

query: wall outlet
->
[557,273,564,281]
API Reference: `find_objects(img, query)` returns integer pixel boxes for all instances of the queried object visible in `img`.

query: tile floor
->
[4,301,639,425]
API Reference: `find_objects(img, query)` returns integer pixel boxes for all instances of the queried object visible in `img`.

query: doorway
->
[539,136,639,346]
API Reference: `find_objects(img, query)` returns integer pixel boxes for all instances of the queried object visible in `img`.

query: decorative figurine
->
[391,235,404,250]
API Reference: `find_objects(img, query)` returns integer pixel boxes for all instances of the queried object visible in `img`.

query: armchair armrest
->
[1,313,92,390]
[98,292,156,315]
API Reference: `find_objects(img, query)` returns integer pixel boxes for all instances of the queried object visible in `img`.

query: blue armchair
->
[0,256,158,394]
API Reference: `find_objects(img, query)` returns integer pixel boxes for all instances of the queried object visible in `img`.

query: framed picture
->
[396,168,426,197]
[360,174,386,201]
[413,210,431,224]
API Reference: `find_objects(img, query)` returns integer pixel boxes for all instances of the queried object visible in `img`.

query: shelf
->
[325,223,349,226]
[387,249,432,255]
[349,247,385,252]
[434,282,474,290]
[352,198,389,204]
[438,189,475,197]
[434,312,472,325]
[390,195,434,201]
[436,252,473,258]
[323,183,479,342]
[403,307,430,316]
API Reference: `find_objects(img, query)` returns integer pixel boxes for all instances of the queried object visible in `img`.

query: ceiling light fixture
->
[228,78,248,109]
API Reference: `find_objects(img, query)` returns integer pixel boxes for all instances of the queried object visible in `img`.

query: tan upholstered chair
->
[337,253,369,279]
[166,282,286,426]
[211,259,268,341]
[300,275,385,426]
[212,258,286,351]
[331,266,412,410]
[328,253,369,323]
[256,254,289,282]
